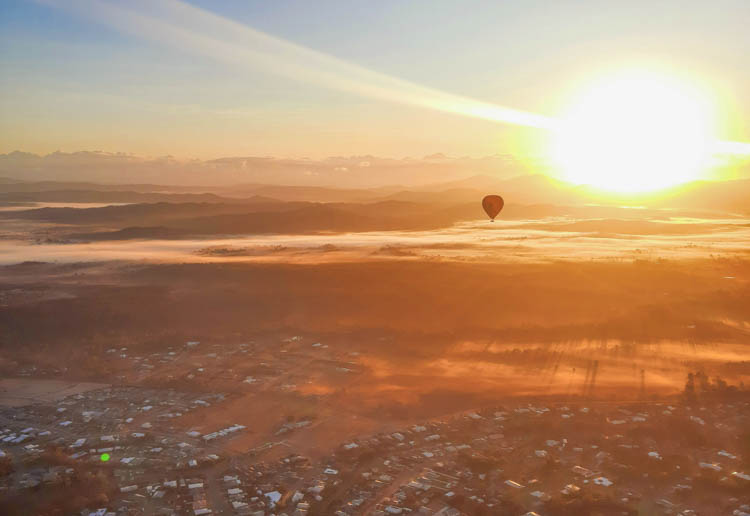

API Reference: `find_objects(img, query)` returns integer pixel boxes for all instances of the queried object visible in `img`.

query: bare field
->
[0,378,109,407]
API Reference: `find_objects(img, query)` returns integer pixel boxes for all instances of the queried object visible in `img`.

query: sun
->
[550,69,717,193]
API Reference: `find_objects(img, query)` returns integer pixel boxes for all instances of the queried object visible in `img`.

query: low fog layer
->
[0,215,749,265]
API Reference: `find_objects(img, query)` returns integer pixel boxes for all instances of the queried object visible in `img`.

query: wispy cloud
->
[37,0,750,155]
[35,0,558,130]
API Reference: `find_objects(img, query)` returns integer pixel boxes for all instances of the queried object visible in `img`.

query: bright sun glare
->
[551,70,717,193]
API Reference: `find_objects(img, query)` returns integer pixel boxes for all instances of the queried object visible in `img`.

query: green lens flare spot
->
[100,453,110,462]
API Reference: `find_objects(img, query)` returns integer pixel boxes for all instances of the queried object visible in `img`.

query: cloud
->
[31,0,750,156]
[38,0,555,131]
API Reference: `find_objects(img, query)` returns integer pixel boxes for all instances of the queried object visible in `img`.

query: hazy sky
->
[1,0,749,159]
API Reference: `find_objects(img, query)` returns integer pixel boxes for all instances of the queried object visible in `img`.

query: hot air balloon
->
[482,194,504,221]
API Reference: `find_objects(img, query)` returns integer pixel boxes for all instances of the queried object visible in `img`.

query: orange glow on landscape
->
[2,3,750,514]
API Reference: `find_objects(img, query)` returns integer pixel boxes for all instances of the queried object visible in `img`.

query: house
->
[265,490,282,507]
[572,466,595,477]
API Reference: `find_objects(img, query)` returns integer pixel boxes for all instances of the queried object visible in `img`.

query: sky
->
[1,0,749,161]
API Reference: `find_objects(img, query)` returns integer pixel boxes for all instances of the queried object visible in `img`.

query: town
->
[1,336,748,516]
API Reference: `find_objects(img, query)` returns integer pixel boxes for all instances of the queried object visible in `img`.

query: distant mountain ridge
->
[0,150,532,188]
[1,155,749,214]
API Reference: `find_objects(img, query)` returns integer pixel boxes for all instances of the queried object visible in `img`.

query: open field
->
[2,258,749,406]
[0,379,109,407]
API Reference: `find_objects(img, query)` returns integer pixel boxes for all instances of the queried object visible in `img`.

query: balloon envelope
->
[482,195,504,220]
